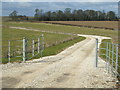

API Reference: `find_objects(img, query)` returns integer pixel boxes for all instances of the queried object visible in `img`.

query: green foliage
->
[33,8,118,21]
[9,10,18,21]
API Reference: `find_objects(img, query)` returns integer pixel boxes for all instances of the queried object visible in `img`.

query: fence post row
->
[7,35,44,63]
[96,39,119,77]
[96,38,98,67]
[22,35,44,62]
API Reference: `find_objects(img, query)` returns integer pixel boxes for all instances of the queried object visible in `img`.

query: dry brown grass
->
[43,21,118,30]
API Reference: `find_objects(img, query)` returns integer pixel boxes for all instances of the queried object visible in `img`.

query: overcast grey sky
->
[1,1,119,16]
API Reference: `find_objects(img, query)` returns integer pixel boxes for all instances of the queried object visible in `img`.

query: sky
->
[1,1,119,16]
[1,0,120,2]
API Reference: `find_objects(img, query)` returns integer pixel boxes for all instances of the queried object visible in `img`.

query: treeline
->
[9,10,28,21]
[34,8,118,21]
[9,8,118,21]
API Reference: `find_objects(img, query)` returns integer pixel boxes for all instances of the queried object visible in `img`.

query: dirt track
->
[1,33,117,88]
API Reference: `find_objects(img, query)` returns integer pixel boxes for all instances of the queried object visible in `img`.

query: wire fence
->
[96,38,120,79]
[1,34,44,63]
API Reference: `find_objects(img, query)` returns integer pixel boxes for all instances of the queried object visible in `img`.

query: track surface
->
[1,33,117,88]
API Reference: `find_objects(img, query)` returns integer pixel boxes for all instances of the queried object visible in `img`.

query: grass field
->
[2,21,118,63]
[2,25,85,63]
[43,21,118,30]
[3,22,118,43]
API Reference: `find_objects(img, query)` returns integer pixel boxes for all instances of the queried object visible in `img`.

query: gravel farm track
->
[1,27,118,88]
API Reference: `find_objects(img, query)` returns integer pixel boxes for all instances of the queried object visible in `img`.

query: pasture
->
[3,21,118,43]
[43,21,118,30]
[2,24,85,63]
[2,21,118,64]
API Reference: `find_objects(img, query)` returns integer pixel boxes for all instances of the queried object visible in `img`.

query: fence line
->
[2,34,44,63]
[96,39,120,78]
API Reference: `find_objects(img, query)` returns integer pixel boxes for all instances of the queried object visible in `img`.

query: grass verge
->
[2,36,86,63]
[33,36,85,58]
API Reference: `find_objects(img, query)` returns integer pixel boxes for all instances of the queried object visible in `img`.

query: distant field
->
[43,21,118,30]
[3,22,118,43]
[2,16,12,22]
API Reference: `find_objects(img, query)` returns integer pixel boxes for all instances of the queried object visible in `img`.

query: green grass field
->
[3,22,118,43]
[2,25,85,63]
[2,21,118,63]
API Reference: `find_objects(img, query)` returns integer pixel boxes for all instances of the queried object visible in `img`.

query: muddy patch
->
[2,76,20,88]
[22,71,33,75]
[56,73,70,83]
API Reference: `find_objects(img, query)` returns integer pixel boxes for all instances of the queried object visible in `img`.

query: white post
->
[23,37,26,62]
[8,40,10,63]
[115,44,118,77]
[106,42,109,71]
[38,37,40,53]
[41,34,44,58]
[32,39,35,56]
[111,44,114,76]
[108,43,111,73]
[42,34,44,51]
